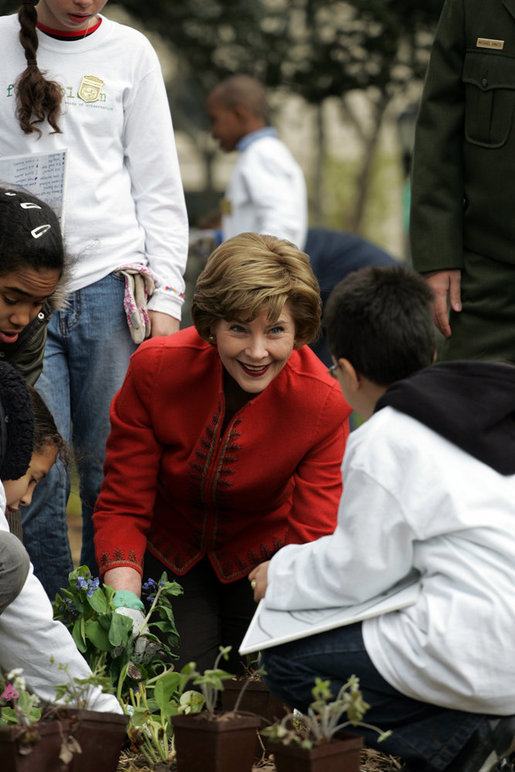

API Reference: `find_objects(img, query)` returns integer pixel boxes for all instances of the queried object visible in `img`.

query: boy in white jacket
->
[249,266,515,771]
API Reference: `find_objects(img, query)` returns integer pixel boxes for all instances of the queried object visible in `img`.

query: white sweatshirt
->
[266,407,515,715]
[222,133,307,249]
[0,14,188,320]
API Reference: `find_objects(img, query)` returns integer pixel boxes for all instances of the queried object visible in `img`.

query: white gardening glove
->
[113,590,148,657]
[113,590,163,663]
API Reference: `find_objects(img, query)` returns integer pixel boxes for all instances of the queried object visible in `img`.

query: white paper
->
[239,570,421,655]
[0,149,68,229]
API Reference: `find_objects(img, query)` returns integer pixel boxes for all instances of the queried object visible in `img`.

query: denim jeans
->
[261,622,487,771]
[21,273,137,600]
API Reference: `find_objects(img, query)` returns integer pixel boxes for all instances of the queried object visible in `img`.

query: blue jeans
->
[261,622,488,771]
[21,273,137,600]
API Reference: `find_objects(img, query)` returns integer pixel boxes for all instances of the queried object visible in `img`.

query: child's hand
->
[248,561,270,602]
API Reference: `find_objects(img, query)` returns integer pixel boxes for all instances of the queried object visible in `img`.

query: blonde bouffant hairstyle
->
[192,232,321,348]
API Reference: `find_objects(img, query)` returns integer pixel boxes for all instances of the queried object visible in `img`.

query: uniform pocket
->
[462,51,515,147]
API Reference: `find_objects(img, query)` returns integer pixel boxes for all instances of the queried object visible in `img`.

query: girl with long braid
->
[0,1,188,599]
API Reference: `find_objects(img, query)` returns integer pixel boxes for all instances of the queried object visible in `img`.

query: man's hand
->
[149,310,180,337]
[424,270,462,338]
[248,561,270,602]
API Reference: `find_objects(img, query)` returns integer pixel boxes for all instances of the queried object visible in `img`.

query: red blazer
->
[94,327,351,582]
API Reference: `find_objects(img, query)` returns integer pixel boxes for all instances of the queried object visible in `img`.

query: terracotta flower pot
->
[61,708,128,772]
[0,717,72,772]
[270,731,364,772]
[221,678,289,726]
[171,711,261,772]
[221,678,289,759]
[0,709,128,772]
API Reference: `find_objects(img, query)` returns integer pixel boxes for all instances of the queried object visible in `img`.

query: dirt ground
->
[117,747,403,771]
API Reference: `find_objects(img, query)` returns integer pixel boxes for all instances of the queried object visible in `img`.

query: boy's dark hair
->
[324,265,435,386]
[0,361,34,481]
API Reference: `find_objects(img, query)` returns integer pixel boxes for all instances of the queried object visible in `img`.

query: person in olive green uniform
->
[410,0,515,362]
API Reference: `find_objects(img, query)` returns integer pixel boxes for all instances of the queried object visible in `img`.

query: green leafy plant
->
[53,566,183,702]
[52,661,115,709]
[186,645,236,718]
[0,668,41,727]
[261,675,391,749]
[126,662,198,765]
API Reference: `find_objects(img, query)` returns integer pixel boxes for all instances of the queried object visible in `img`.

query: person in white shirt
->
[0,360,119,712]
[0,0,188,598]
[250,266,515,772]
[206,75,307,249]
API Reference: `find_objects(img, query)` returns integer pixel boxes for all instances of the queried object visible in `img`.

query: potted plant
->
[0,663,129,772]
[261,675,391,772]
[221,655,289,724]
[0,667,76,772]
[51,664,129,772]
[220,656,289,761]
[170,646,261,772]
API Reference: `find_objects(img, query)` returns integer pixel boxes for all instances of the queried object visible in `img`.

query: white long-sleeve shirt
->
[0,14,188,320]
[266,407,515,715]
[0,485,120,712]
[222,131,307,249]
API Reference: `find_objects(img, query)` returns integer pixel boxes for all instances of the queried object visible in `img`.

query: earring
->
[208,334,215,343]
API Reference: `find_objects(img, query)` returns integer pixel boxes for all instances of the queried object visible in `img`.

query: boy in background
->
[250,266,515,771]
[206,75,307,248]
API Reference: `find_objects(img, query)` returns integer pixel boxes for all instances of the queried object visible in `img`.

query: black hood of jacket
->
[375,361,515,476]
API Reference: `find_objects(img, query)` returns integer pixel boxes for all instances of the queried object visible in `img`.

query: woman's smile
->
[238,361,271,377]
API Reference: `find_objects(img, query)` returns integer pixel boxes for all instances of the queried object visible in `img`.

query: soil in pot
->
[270,731,364,772]
[171,711,261,772]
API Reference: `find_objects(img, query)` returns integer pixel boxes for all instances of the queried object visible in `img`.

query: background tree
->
[0,0,444,235]
[110,0,444,233]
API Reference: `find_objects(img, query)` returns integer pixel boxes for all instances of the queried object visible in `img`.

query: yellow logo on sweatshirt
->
[78,75,104,103]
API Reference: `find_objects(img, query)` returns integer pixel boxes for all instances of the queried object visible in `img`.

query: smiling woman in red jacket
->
[93,232,351,673]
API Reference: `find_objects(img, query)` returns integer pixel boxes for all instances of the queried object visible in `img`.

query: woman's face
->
[213,301,296,394]
[0,267,60,346]
[3,444,57,512]
[35,0,109,32]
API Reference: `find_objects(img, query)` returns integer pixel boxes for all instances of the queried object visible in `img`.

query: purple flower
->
[142,578,158,601]
[86,578,100,597]
[76,576,88,591]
